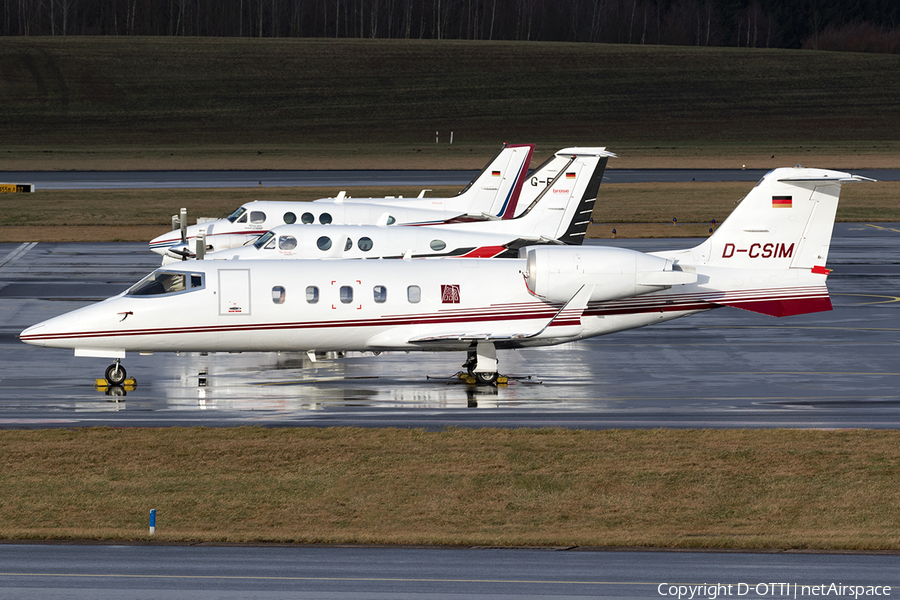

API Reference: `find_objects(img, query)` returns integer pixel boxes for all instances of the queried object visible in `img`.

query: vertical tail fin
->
[453,143,534,218]
[693,167,872,269]
[510,147,615,242]
[677,167,874,317]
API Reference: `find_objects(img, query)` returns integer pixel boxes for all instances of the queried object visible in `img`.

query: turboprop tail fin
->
[453,143,534,219]
[669,167,874,317]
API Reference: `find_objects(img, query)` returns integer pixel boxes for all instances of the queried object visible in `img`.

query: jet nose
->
[19,323,47,346]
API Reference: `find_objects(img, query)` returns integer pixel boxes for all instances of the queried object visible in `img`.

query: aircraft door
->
[219,269,251,316]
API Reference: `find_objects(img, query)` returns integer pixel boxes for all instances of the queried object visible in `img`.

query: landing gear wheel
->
[105,362,127,385]
[474,371,498,385]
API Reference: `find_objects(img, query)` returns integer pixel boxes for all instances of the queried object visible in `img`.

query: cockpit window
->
[254,231,276,250]
[226,207,247,223]
[127,271,203,296]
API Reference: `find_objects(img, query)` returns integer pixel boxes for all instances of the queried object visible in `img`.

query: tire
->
[474,371,498,385]
[105,363,127,385]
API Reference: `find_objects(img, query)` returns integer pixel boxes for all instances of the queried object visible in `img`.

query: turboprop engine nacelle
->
[524,246,697,303]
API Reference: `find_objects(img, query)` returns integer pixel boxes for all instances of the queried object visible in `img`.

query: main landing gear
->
[461,341,507,386]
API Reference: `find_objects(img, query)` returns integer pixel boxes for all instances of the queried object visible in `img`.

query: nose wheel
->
[105,360,127,385]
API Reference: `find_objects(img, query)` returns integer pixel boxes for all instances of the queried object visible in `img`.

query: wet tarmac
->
[1,223,898,429]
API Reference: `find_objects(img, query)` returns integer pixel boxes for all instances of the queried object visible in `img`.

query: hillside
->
[3,37,900,154]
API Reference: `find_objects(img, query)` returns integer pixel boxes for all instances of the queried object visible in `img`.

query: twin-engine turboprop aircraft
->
[21,167,872,385]
[165,148,613,263]
[150,146,614,260]
[149,143,535,257]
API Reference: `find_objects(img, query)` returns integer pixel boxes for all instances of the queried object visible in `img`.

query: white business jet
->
[22,167,872,385]
[167,148,615,263]
[149,143,535,257]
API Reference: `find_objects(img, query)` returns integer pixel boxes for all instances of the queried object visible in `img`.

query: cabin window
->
[358,237,373,252]
[279,236,298,250]
[344,238,353,251]
[127,271,199,296]
[319,213,333,225]
[272,286,286,304]
[301,212,314,224]
[340,285,353,304]
[430,240,446,251]
[387,216,396,225]
[250,211,266,224]
[373,285,387,303]
[226,207,246,223]
[317,236,332,251]
[253,231,276,250]
[283,212,296,224]
[407,285,421,303]
[306,286,319,303]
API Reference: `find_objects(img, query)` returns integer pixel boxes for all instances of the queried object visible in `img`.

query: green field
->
[3,38,900,170]
[2,427,899,549]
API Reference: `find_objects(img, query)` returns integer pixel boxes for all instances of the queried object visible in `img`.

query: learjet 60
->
[21,168,871,385]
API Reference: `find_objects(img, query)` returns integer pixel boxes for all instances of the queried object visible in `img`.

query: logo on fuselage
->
[441,284,461,304]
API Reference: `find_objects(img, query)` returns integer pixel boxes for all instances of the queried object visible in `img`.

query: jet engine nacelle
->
[524,246,695,303]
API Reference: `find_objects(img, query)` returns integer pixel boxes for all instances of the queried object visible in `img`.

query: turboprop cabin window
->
[283,212,296,224]
[344,238,353,251]
[317,236,332,251]
[250,211,266,224]
[430,240,446,251]
[374,285,387,303]
[358,237,373,252]
[301,212,314,224]
[272,286,286,304]
[319,213,333,225]
[127,271,202,296]
[340,286,353,304]
[408,285,421,303]
[306,286,319,303]
[226,207,247,223]
[279,236,297,250]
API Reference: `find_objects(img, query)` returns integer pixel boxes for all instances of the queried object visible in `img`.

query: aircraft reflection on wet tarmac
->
[1,223,899,428]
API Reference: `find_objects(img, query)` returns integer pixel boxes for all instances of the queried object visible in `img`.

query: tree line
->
[4,0,899,52]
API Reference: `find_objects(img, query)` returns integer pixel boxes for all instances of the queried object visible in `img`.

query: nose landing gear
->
[105,360,127,385]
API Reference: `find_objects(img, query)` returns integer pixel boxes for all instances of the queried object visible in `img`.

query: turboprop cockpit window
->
[226,207,246,223]
[127,271,202,296]
[253,231,276,250]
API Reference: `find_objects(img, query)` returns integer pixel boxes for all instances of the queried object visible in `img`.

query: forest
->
[3,0,899,52]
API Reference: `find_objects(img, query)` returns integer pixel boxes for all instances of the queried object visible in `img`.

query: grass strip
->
[2,182,897,243]
[1,427,898,549]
